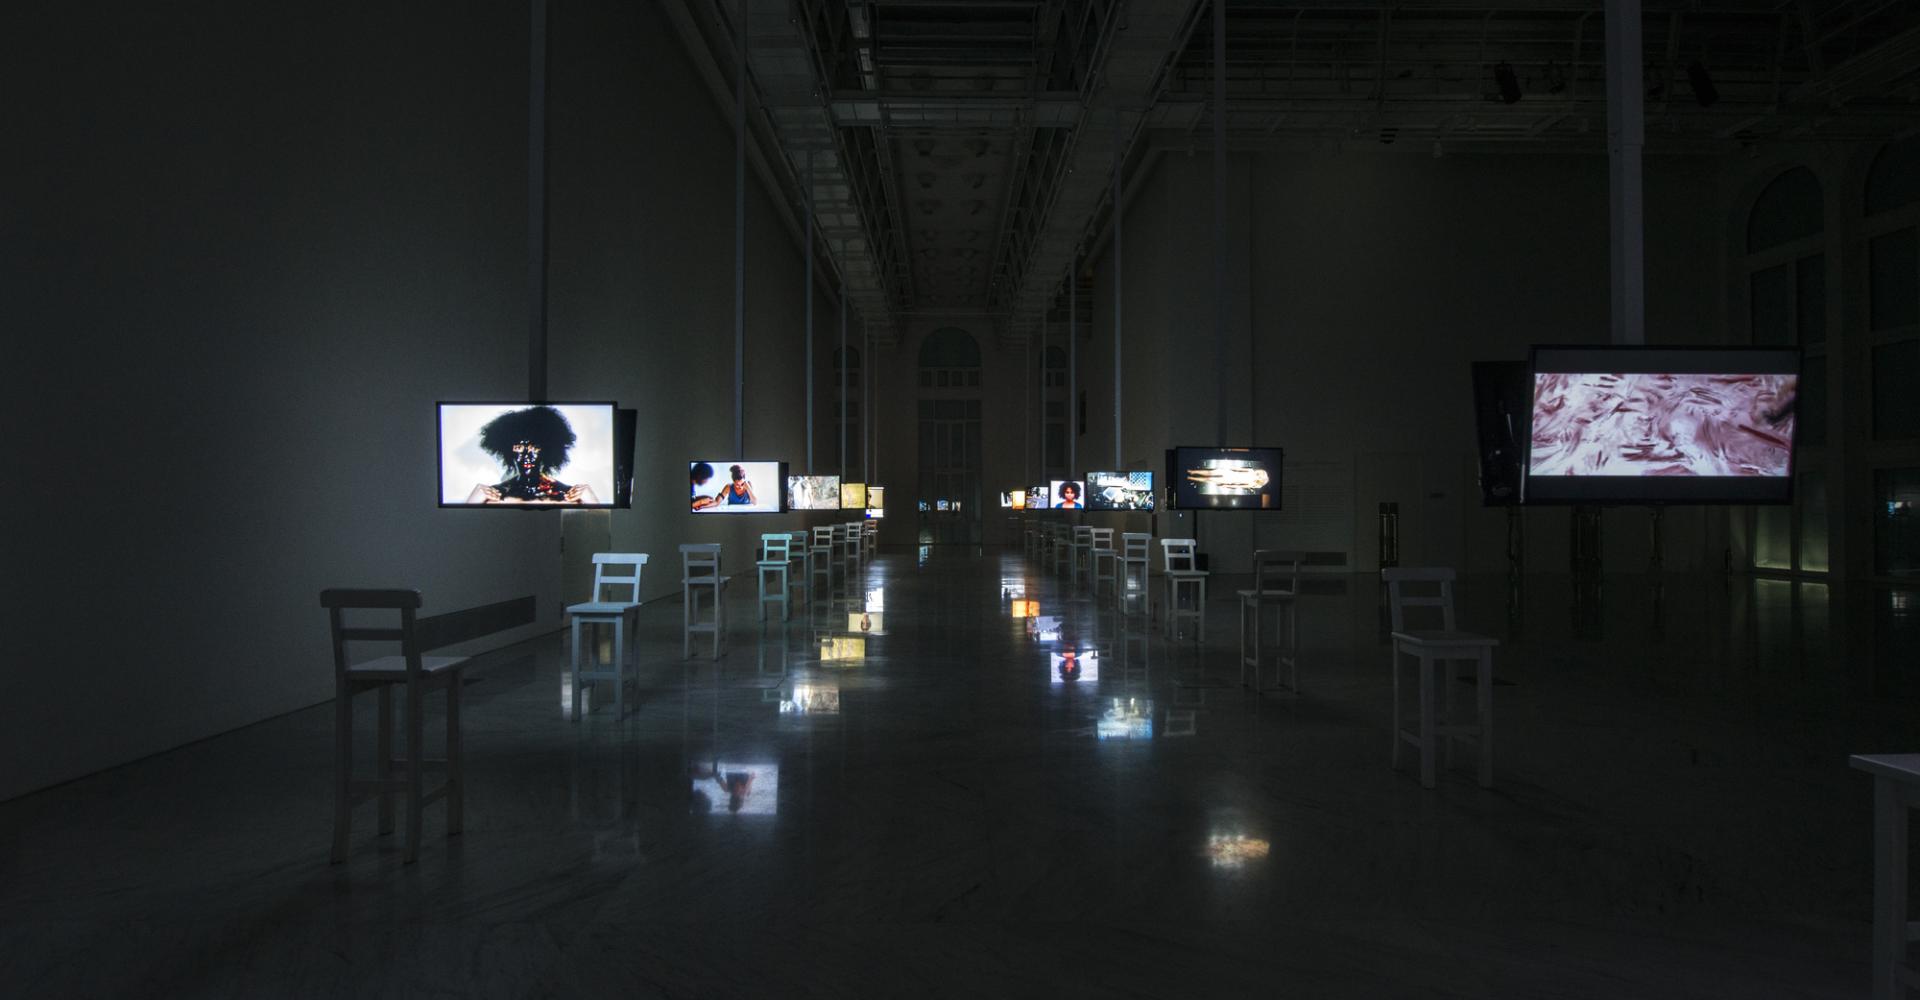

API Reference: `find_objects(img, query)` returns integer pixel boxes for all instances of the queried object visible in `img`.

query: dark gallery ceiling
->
[664,0,1920,343]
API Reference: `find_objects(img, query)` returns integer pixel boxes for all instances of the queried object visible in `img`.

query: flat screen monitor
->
[788,475,841,510]
[1167,447,1284,510]
[1049,650,1099,683]
[935,499,951,512]
[690,461,785,513]
[439,402,622,508]
[1526,346,1799,504]
[1471,362,1531,507]
[864,508,885,519]
[1001,490,1025,509]
[866,486,886,509]
[1010,600,1039,619]
[1048,480,1087,510]
[1084,471,1155,511]
[840,483,867,509]
[1028,485,1051,510]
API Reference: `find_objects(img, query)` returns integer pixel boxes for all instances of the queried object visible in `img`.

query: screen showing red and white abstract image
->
[1529,372,1796,478]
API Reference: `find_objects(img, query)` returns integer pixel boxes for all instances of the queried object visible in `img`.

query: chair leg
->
[331,685,351,864]
[1477,649,1494,788]
[1198,581,1207,644]
[1418,654,1437,789]
[1442,655,1457,772]
[405,682,424,862]
[447,671,463,835]
[683,588,693,660]
[1390,647,1403,771]
[612,617,626,721]
[1238,600,1251,687]
[377,686,394,835]
[570,617,584,722]
[1286,602,1299,692]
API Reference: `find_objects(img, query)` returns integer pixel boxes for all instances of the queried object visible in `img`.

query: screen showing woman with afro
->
[463,405,600,504]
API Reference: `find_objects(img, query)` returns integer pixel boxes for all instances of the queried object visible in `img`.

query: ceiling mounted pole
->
[1068,269,1077,480]
[839,294,848,482]
[1024,331,1033,487]
[733,4,748,454]
[1112,112,1123,470]
[864,320,873,486]
[1606,0,1646,345]
[527,0,549,402]
[805,154,815,473]
[1213,0,1229,444]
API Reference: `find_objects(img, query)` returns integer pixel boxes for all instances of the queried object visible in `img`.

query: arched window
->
[1866,134,1920,218]
[1866,136,1920,577]
[1746,167,1824,254]
[918,328,980,388]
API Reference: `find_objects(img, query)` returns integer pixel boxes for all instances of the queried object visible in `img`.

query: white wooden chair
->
[840,522,861,577]
[1239,549,1303,693]
[1116,532,1151,616]
[1070,525,1094,588]
[1384,567,1497,789]
[1089,527,1118,598]
[810,525,837,594]
[862,519,879,555]
[1159,538,1208,642]
[566,552,647,721]
[786,530,812,609]
[757,533,795,622]
[1050,523,1073,575]
[323,588,465,864]
[680,543,726,660]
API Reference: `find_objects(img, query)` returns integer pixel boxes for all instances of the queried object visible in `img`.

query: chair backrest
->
[1089,527,1115,550]
[1121,532,1151,560]
[1072,525,1093,545]
[1382,567,1457,632]
[760,533,791,562]
[813,525,835,548]
[589,552,648,604]
[321,588,424,681]
[1160,538,1197,572]
[1249,549,1302,598]
[680,543,723,580]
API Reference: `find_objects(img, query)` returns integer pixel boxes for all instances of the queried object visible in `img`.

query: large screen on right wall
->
[1525,346,1799,504]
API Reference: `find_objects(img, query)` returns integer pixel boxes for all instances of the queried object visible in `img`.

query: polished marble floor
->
[1,549,1911,998]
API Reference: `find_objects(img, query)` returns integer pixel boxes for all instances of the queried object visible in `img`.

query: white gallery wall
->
[1,1,829,801]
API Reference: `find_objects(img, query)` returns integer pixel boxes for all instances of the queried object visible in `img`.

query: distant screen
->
[689,762,778,815]
[867,486,886,509]
[841,483,867,509]
[439,403,618,507]
[788,475,841,510]
[1001,490,1025,509]
[690,461,783,513]
[865,508,885,519]
[1048,480,1086,510]
[1097,697,1153,740]
[936,499,951,512]
[1028,485,1051,510]
[1526,346,1799,504]
[1049,650,1099,683]
[1168,447,1284,510]
[1010,600,1039,618]
[1085,471,1155,511]
[847,612,884,634]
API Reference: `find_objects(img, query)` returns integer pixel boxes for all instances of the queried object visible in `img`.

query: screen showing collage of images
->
[1167,447,1284,510]
[440,403,618,508]
[690,461,784,513]
[787,475,841,510]
[1084,471,1155,511]
[1525,347,1799,504]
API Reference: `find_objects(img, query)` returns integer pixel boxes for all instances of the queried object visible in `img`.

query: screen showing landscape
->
[1084,471,1155,511]
[788,475,841,510]
[1526,346,1799,504]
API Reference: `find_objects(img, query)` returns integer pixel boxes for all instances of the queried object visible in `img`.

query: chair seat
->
[1165,570,1209,580]
[346,655,468,680]
[1237,589,1296,601]
[566,600,639,616]
[683,575,727,586]
[1392,629,1497,649]
[755,559,789,568]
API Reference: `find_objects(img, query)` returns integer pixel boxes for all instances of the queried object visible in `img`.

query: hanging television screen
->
[1001,490,1026,509]
[1472,361,1531,507]
[439,403,623,508]
[1084,471,1156,511]
[840,483,867,509]
[1167,447,1284,510]
[1028,485,1051,510]
[1526,346,1799,504]
[1048,480,1087,510]
[864,508,886,519]
[867,486,886,509]
[690,461,785,513]
[788,475,841,510]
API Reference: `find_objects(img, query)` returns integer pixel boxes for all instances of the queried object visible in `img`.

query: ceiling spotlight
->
[1494,63,1522,105]
[1686,60,1719,108]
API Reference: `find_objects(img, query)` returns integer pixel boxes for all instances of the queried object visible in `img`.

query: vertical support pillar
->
[1112,110,1124,470]
[839,294,848,482]
[1068,270,1077,478]
[733,5,749,454]
[1213,0,1229,443]
[805,155,814,473]
[528,0,549,401]
[1606,0,1646,346]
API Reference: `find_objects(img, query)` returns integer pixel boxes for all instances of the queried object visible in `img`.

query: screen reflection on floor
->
[1050,650,1098,683]
[1205,833,1270,869]
[779,684,839,716]
[689,762,779,815]
[818,635,866,662]
[1097,697,1152,740]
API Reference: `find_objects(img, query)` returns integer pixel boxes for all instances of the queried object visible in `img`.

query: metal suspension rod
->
[528,0,549,401]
